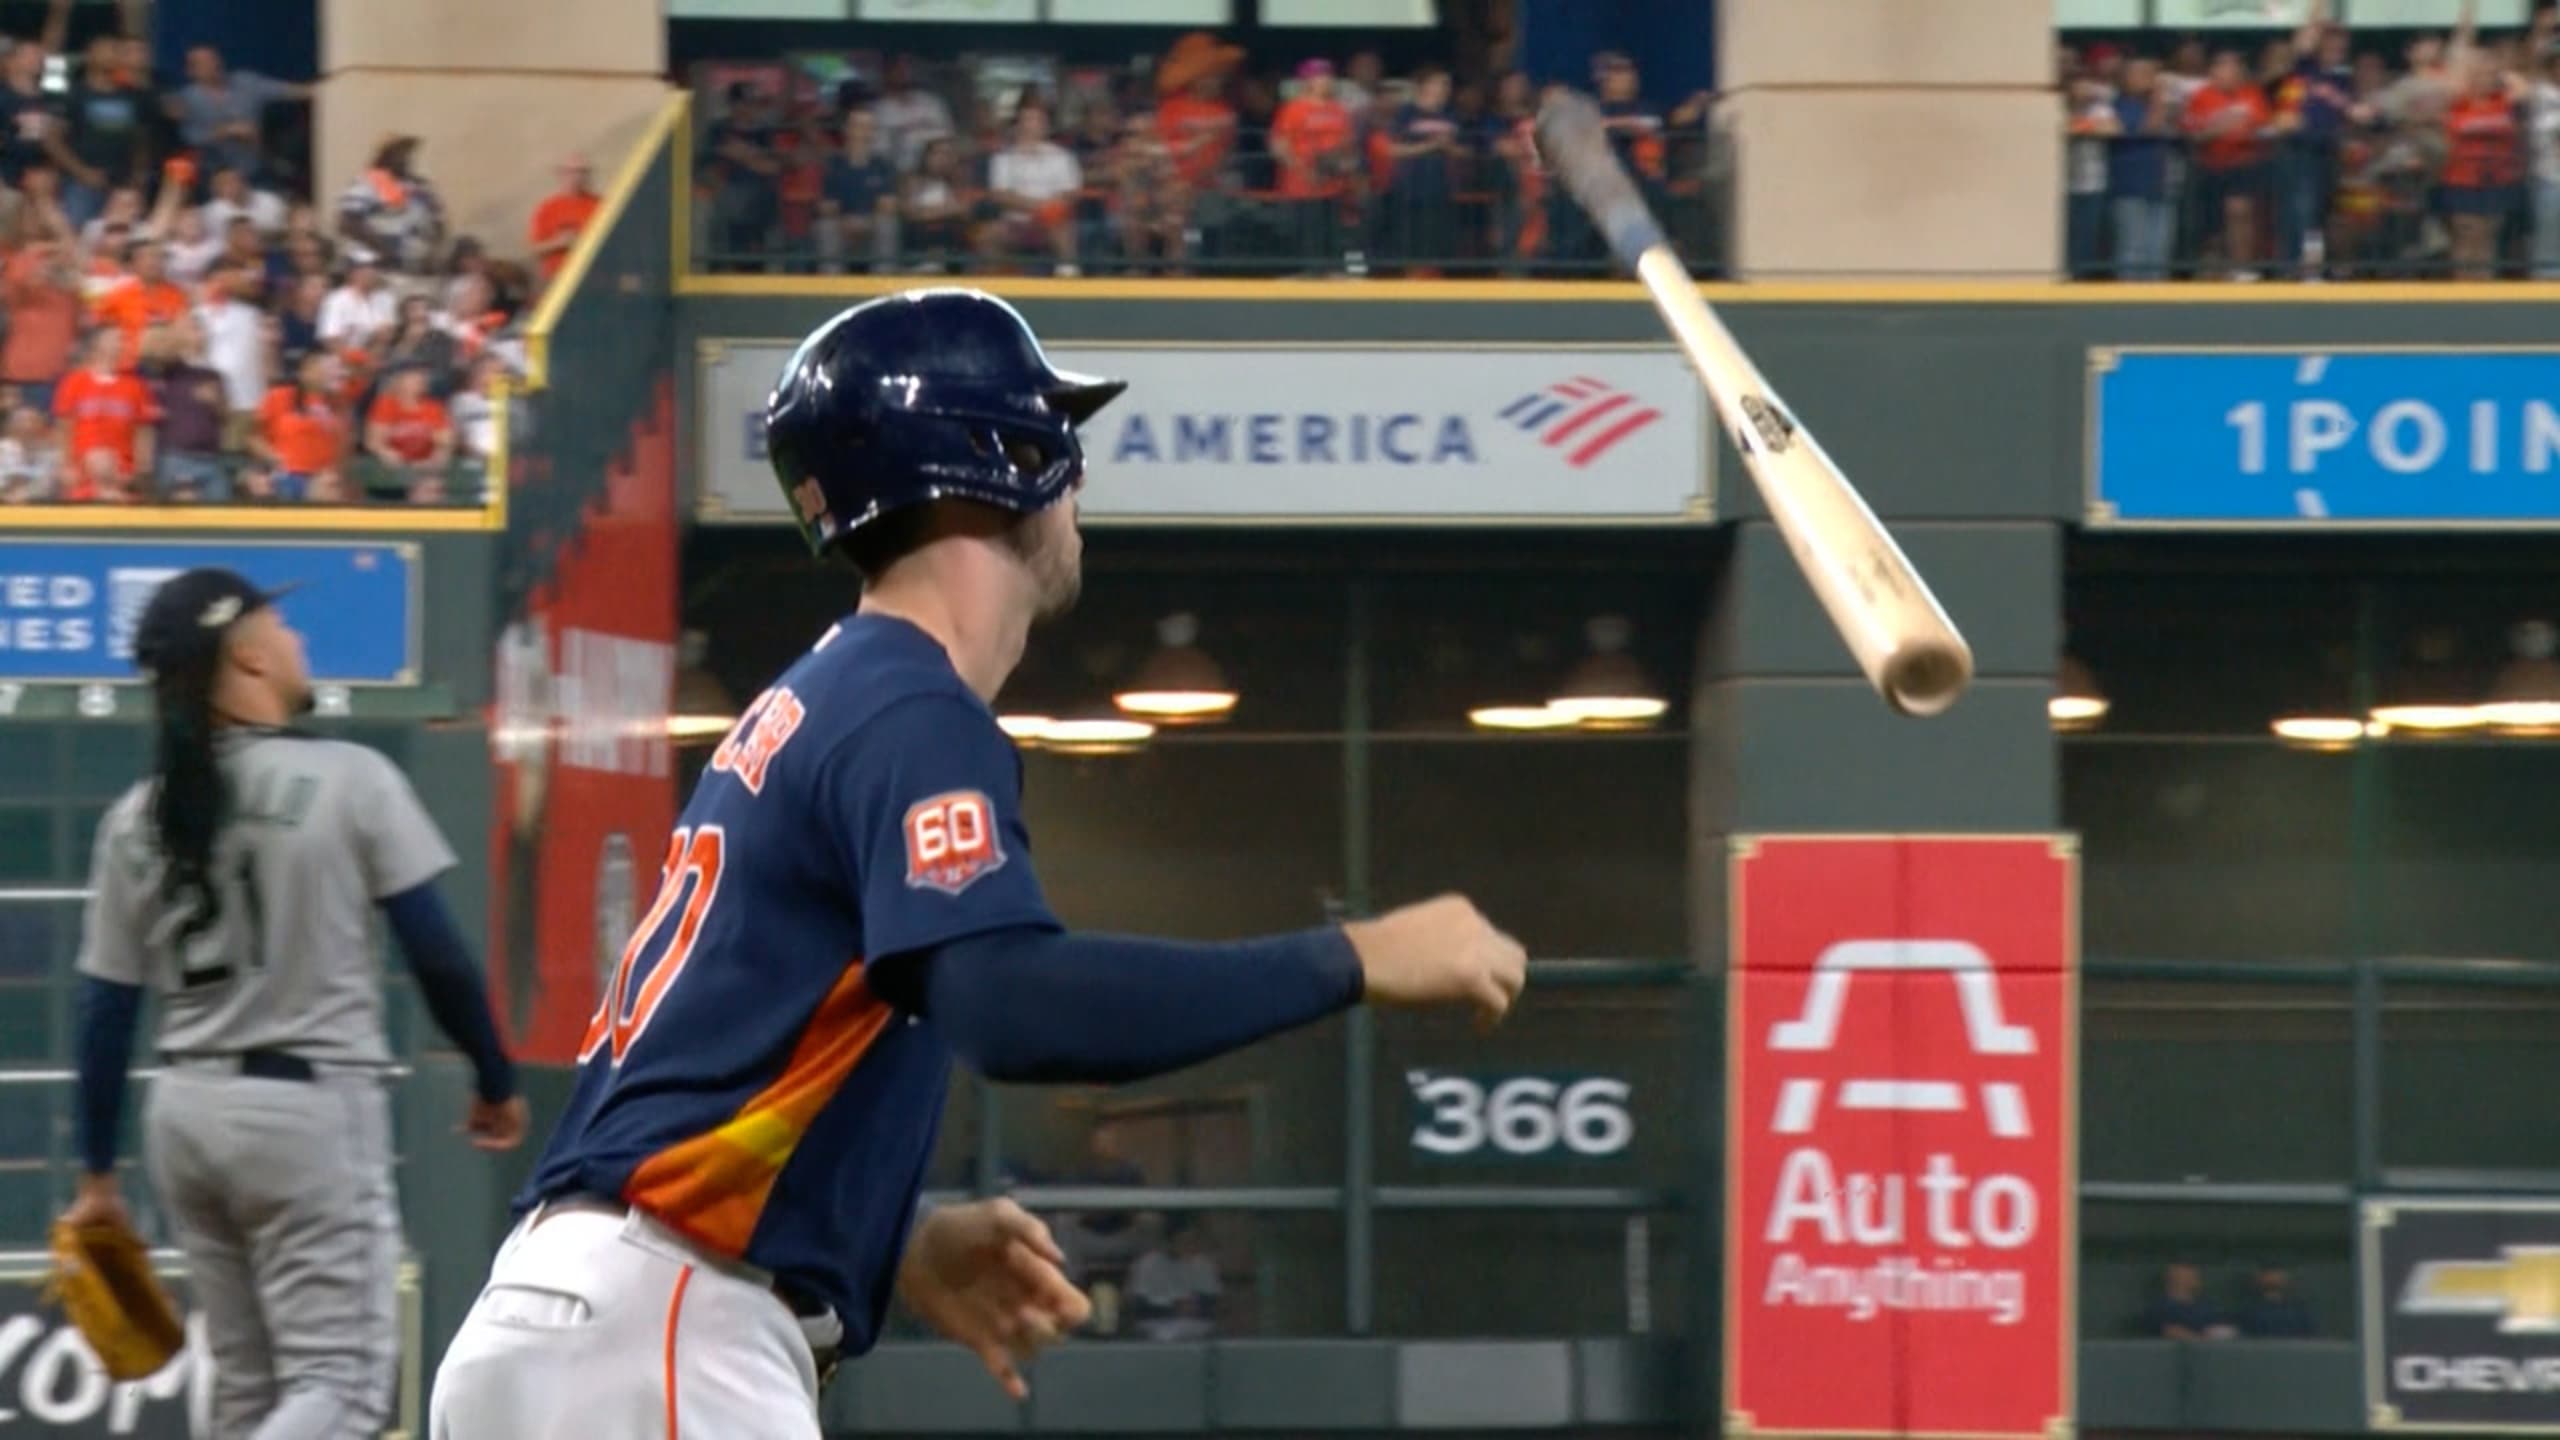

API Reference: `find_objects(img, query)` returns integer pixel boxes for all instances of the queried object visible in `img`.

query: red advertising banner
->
[488,378,680,1063]
[1727,835,2077,1440]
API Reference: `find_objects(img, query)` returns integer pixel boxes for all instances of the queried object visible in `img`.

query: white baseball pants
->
[427,1206,821,1439]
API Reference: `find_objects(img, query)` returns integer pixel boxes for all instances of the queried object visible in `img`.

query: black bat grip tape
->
[1533,90,1669,270]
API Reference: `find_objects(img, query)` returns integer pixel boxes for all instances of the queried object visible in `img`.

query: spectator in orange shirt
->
[251,350,349,503]
[3,232,83,414]
[2443,56,2525,279]
[364,365,454,501]
[529,153,600,286]
[1156,33,1241,196]
[1273,59,1356,262]
[94,239,188,367]
[52,329,159,497]
[2184,50,2276,278]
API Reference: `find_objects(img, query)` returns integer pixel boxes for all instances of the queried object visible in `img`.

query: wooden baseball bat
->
[1533,92,1974,718]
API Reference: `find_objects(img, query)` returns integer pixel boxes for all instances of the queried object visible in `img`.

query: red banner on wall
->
[488,378,679,1064]
[1727,834,2078,1440]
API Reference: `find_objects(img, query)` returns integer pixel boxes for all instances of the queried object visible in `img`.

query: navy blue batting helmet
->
[764,288,1126,555]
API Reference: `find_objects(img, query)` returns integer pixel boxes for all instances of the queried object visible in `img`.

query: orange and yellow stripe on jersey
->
[622,963,895,1255]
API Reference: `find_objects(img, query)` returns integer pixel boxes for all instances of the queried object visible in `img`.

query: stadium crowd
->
[694,36,1716,277]
[2063,2,2560,280]
[0,16,587,508]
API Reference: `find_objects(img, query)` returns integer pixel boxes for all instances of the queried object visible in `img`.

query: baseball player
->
[60,567,528,1439]
[428,288,1530,1437]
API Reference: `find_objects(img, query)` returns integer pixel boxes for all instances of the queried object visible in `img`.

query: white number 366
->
[1407,1074,1634,1158]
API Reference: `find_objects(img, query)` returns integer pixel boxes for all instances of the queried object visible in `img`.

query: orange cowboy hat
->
[1155,31,1243,96]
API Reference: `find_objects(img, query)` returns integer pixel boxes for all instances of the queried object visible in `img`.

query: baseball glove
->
[45,1218,186,1381]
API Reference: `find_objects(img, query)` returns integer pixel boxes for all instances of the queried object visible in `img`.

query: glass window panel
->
[879,1209,1347,1338]
[0,808,54,883]
[994,1016,1348,1190]
[1371,737,1685,961]
[1374,1210,1684,1337]
[65,726,147,799]
[0,896,68,983]
[0,730,51,799]
[0,1084,52,1162]
[2081,974,2351,1183]
[0,984,51,1063]
[2080,1201,2353,1341]
[2381,975,2560,1173]
[2066,555,2367,962]
[2068,740,2358,961]
[1022,742,1346,937]
[2367,743,2560,960]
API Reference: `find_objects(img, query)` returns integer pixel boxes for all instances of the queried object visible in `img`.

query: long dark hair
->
[151,656,229,935]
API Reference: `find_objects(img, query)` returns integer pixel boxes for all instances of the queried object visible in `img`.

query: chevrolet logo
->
[2400,1248,2560,1334]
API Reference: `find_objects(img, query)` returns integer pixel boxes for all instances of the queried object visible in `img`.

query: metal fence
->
[2063,131,2555,282]
[691,118,1731,280]
[13,876,2556,1340]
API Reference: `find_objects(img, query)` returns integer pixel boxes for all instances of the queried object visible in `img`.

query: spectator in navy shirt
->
[705,82,782,264]
[819,106,897,272]
[1387,67,1463,266]
[2110,58,2177,279]
[2141,1262,2232,1340]
[2278,3,2357,271]
[2236,1262,2316,1338]
[0,42,71,190]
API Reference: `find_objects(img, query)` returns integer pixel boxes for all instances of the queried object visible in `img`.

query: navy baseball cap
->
[132,568,295,680]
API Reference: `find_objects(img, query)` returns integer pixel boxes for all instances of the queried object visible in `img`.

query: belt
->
[534,1195,845,1385]
[162,1048,315,1082]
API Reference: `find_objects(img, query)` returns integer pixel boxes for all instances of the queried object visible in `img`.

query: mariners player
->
[428,289,1530,1437]
[62,567,527,1440]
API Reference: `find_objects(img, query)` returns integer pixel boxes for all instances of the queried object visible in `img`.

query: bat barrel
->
[1882,641,1975,719]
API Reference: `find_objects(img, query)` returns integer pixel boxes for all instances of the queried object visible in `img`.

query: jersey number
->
[152,849,266,991]
[578,825,725,1066]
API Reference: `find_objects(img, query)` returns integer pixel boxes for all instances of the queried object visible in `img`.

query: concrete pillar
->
[320,0,669,257]
[1717,0,2061,280]
[1675,302,2066,1427]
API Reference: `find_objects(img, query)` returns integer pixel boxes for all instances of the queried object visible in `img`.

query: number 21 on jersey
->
[579,825,725,1066]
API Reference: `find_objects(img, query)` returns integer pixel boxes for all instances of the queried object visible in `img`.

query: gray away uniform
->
[79,729,456,1440]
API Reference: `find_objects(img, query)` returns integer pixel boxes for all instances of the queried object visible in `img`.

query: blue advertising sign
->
[2087,347,2560,527]
[0,540,419,683]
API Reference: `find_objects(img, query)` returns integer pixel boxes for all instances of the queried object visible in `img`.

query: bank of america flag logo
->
[1498,376,1664,468]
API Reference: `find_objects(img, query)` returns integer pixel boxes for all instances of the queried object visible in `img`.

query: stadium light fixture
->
[1114,612,1239,721]
[1548,616,1668,728]
[2049,654,2108,731]
[2479,620,2560,736]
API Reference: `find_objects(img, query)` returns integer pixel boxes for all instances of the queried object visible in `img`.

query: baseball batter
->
[428,289,1530,1437]
[62,567,527,1440]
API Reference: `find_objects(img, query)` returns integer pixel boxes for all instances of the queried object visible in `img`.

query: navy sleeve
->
[819,693,1061,964]
[916,924,1363,1085]
[74,976,142,1176]
[380,883,518,1103]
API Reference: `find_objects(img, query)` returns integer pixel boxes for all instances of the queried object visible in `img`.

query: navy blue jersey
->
[515,613,1059,1346]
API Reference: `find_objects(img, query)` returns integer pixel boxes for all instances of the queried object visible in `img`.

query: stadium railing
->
[2062,131,2550,282]
[687,121,1731,280]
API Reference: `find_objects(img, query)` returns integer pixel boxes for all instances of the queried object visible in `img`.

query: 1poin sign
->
[904,790,1005,894]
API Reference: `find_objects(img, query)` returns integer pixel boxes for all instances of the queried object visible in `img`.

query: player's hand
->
[461,1095,530,1152]
[1344,894,1528,1028]
[898,1198,1090,1401]
[57,1173,129,1231]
